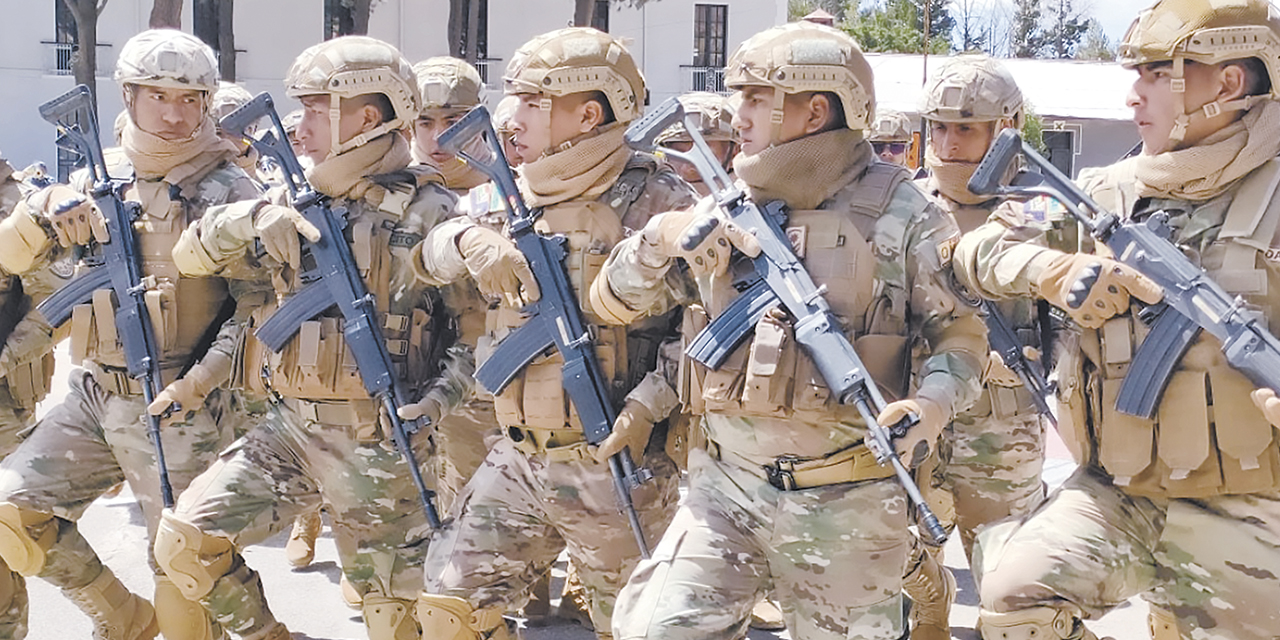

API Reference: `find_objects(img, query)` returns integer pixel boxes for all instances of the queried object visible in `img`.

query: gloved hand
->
[594,401,657,463]
[147,377,208,428]
[1251,388,1280,428]
[982,350,1023,387]
[255,204,320,269]
[41,184,108,247]
[877,396,946,468]
[1034,251,1162,328]
[638,209,760,277]
[457,226,539,307]
[396,396,443,426]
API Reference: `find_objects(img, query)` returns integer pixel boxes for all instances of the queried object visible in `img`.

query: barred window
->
[693,4,728,68]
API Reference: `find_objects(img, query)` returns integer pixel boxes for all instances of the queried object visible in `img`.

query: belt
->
[87,362,183,397]
[505,426,591,463]
[281,397,380,427]
[709,439,895,491]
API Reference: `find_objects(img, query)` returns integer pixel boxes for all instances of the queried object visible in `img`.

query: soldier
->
[411,56,490,192]
[902,54,1047,640]
[0,29,262,640]
[953,0,1280,638]
[602,22,985,640]
[654,91,738,197]
[869,109,913,167]
[156,35,457,640]
[411,27,694,640]
[211,82,260,173]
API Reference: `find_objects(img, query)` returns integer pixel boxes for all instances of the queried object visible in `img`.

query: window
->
[193,0,234,79]
[693,4,728,68]
[55,1,75,45]
[592,0,610,32]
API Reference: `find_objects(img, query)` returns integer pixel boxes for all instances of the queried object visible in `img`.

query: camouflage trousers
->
[167,400,436,636]
[423,436,679,637]
[975,465,1280,638]
[432,398,500,516]
[0,395,36,640]
[613,446,910,640]
[0,368,233,631]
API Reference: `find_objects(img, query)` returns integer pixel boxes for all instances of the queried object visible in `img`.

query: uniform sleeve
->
[591,231,696,325]
[415,343,478,421]
[411,217,472,287]
[952,200,1059,301]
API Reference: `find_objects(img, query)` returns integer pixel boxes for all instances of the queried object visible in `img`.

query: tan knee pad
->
[153,510,234,601]
[153,574,216,640]
[363,595,418,640]
[0,503,55,577]
[979,606,1090,640]
[1148,604,1182,640]
[415,594,506,640]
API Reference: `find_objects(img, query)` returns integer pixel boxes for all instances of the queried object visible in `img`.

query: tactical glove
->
[594,400,657,463]
[878,396,946,468]
[41,184,108,248]
[396,395,443,425]
[457,226,539,307]
[1033,251,1162,329]
[254,204,321,269]
[1251,388,1280,429]
[146,352,230,428]
[638,209,761,277]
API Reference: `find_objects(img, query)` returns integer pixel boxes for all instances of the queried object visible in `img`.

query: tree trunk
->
[574,0,595,27]
[351,0,372,35]
[217,0,234,80]
[63,0,102,111]
[148,0,182,28]
[464,0,480,62]
[447,0,466,57]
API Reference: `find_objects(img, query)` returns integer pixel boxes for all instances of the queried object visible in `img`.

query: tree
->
[1010,0,1045,58]
[1075,17,1114,61]
[193,0,235,80]
[844,0,951,54]
[1043,0,1088,58]
[326,0,378,38]
[788,0,848,22]
[448,0,484,62]
[954,0,987,52]
[572,0,662,28]
[149,0,182,28]
[60,0,110,109]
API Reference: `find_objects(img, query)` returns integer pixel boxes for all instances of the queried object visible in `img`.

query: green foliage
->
[1077,18,1116,61]
[843,0,952,54]
[788,0,848,21]
[1044,0,1088,58]
[1011,0,1045,58]
[1022,102,1047,153]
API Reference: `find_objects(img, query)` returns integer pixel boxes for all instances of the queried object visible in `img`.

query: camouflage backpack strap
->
[1214,158,1280,296]
[605,151,658,218]
[841,160,912,248]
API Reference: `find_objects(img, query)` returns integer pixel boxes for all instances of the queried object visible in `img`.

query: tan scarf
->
[309,133,413,200]
[121,117,237,188]
[924,146,993,206]
[1134,100,1280,201]
[733,128,870,210]
[519,123,630,208]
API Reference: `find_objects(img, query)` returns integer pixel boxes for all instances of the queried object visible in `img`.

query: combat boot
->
[340,573,362,610]
[62,567,159,640]
[284,511,321,568]
[1148,604,1182,640]
[902,545,955,640]
[748,599,785,631]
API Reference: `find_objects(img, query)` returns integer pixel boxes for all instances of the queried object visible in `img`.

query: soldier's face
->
[129,86,205,141]
[413,108,467,167]
[928,120,994,164]
[509,93,600,164]
[662,139,737,187]
[296,95,377,163]
[1128,61,1233,153]
[733,87,832,154]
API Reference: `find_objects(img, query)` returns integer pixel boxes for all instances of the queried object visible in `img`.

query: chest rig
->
[1064,159,1280,498]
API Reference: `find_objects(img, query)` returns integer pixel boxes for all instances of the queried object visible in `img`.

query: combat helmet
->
[920,54,1023,127]
[211,82,255,133]
[1119,0,1280,143]
[724,22,875,142]
[655,91,737,147]
[115,29,219,110]
[414,56,483,112]
[504,27,645,123]
[868,109,912,142]
[285,35,420,158]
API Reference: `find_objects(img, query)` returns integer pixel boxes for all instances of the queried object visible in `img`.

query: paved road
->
[24,347,1149,639]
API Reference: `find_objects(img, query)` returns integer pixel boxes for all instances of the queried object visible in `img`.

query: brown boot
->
[555,565,593,630]
[285,511,322,569]
[748,599,786,631]
[340,573,363,610]
[63,567,159,640]
[902,545,955,640]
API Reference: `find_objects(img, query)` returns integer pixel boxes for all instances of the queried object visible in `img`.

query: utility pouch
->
[1099,377,1155,487]
[740,311,793,418]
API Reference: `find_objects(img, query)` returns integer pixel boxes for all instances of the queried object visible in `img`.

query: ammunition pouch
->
[85,361,185,397]
[0,352,54,410]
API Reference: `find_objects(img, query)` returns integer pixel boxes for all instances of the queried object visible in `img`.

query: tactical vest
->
[67,152,247,393]
[0,277,52,411]
[1059,159,1280,498]
[246,175,449,415]
[685,162,916,430]
[489,156,681,434]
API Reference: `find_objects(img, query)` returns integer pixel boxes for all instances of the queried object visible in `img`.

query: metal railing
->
[680,65,727,94]
[473,58,503,85]
[42,41,112,76]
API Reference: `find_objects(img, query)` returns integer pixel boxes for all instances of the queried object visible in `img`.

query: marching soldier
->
[0,29,262,640]
[411,27,694,640]
[954,0,1280,637]
[158,36,456,640]
[601,22,985,640]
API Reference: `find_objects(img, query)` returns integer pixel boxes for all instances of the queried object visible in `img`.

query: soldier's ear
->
[1216,62,1249,103]
[579,98,605,132]
[803,93,834,135]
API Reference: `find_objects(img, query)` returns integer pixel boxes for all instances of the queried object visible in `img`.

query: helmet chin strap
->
[768,89,787,148]
[325,93,402,161]
[1165,55,1263,148]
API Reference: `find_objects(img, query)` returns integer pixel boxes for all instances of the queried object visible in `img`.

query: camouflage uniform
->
[602,23,985,640]
[953,2,1280,638]
[157,36,457,640]
[0,30,262,640]
[413,28,693,640]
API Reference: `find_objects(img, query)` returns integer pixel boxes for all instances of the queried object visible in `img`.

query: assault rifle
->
[969,129,1280,419]
[626,97,948,545]
[35,85,176,507]
[436,106,655,557]
[219,93,441,528]
[980,300,1057,428]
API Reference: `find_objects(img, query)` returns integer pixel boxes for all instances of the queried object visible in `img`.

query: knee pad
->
[153,510,234,601]
[979,606,1089,640]
[1148,604,1182,640]
[153,574,217,640]
[0,503,55,577]
[363,595,417,640]
[415,594,506,640]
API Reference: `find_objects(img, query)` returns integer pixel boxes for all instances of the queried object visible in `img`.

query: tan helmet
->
[921,54,1023,126]
[492,94,519,134]
[285,35,420,157]
[724,21,875,140]
[1119,0,1280,144]
[281,109,304,136]
[211,82,255,128]
[414,56,484,112]
[868,109,912,142]
[115,29,219,94]
[504,27,645,123]
[655,91,737,146]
